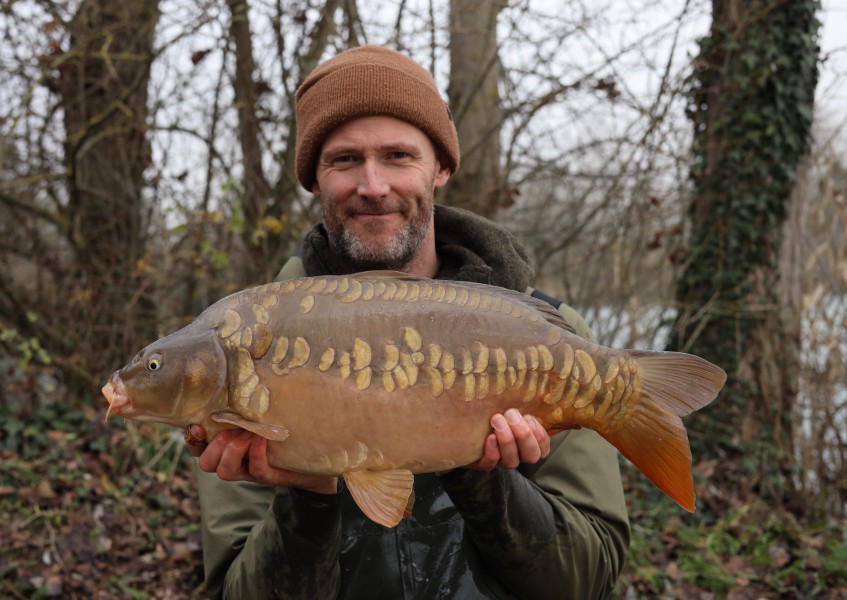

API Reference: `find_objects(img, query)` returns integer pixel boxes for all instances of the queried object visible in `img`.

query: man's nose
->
[357,160,390,198]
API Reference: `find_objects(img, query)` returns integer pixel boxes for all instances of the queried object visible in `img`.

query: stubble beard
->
[328,202,432,272]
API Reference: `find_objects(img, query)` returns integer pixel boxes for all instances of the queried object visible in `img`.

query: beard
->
[326,199,433,272]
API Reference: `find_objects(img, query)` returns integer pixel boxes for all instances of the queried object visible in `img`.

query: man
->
[188,45,630,599]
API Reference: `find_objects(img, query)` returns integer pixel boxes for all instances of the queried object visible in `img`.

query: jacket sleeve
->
[439,428,630,600]
[197,469,342,599]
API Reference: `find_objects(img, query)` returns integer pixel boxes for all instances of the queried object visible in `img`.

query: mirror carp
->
[102,272,726,527]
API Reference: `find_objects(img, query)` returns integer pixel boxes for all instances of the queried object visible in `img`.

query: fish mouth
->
[102,374,132,420]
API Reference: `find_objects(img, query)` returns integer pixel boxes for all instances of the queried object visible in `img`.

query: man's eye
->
[387,151,409,160]
[333,155,355,164]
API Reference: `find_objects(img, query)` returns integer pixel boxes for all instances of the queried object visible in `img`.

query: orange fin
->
[602,351,726,512]
[404,485,415,520]
[211,411,290,441]
[629,350,727,417]
[343,469,415,528]
[354,270,414,279]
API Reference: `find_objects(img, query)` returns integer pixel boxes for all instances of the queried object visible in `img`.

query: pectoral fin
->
[211,411,290,441]
[343,469,415,528]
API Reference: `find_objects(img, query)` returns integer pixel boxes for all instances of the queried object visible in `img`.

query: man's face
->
[313,116,451,272]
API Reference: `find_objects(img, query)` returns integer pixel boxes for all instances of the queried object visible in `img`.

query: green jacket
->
[197,205,630,599]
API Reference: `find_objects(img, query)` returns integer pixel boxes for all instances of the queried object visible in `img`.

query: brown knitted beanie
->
[295,45,460,191]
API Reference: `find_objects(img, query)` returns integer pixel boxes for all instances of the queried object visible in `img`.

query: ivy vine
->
[670,0,820,468]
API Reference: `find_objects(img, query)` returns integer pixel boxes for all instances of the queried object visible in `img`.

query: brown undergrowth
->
[1,395,845,599]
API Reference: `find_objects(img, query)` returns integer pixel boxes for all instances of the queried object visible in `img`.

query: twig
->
[2,579,29,600]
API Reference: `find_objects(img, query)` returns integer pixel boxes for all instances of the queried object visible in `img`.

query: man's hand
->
[465,409,551,472]
[185,425,338,494]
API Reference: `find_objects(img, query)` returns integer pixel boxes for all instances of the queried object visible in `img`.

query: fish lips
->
[102,373,134,419]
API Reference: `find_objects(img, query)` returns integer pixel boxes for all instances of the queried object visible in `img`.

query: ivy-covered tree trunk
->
[668,0,819,509]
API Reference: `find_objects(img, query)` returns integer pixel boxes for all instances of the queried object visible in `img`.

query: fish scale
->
[233,282,634,430]
[102,271,726,528]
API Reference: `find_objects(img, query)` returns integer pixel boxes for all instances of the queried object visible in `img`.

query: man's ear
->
[434,163,451,189]
[311,182,322,196]
[433,153,451,189]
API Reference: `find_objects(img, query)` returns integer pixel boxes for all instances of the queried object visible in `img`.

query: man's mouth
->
[344,199,406,217]
[352,211,398,219]
[347,211,405,229]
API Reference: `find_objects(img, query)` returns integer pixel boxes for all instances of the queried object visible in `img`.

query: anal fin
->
[344,469,414,528]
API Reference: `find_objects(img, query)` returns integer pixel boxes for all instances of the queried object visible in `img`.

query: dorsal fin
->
[354,270,417,279]
[351,271,577,334]
[508,289,578,334]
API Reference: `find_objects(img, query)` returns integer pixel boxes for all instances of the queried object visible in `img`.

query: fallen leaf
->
[37,480,57,499]
[725,555,749,572]
[168,542,192,562]
[664,561,682,580]
[47,430,66,444]
[45,574,63,597]
[768,544,791,569]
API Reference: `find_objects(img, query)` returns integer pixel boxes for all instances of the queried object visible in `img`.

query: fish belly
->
[259,366,515,475]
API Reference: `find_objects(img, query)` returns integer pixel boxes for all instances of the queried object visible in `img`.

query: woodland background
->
[1,0,846,598]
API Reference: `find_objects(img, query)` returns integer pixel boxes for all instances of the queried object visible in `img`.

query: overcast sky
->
[818,0,847,143]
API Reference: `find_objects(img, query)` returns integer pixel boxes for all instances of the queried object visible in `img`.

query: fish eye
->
[147,354,163,372]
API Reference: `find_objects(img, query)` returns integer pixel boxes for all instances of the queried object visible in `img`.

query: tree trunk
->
[444,0,506,217]
[228,0,273,283]
[669,0,819,511]
[265,0,346,275]
[58,0,160,389]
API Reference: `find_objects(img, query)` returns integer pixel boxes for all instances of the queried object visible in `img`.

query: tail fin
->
[601,351,726,511]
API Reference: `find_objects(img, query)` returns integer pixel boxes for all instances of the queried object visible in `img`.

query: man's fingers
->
[214,430,253,480]
[184,424,207,457]
[479,434,500,471]
[198,429,233,472]
[505,409,541,464]
[526,415,551,459]
[491,413,519,468]
[246,436,273,481]
[245,436,339,492]
[491,410,550,468]
[193,429,339,491]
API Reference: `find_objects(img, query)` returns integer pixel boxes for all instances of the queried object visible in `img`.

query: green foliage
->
[0,398,192,483]
[617,475,847,598]
[1,403,82,460]
[200,238,230,270]
[821,540,847,581]
[221,177,245,235]
[1,319,52,372]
